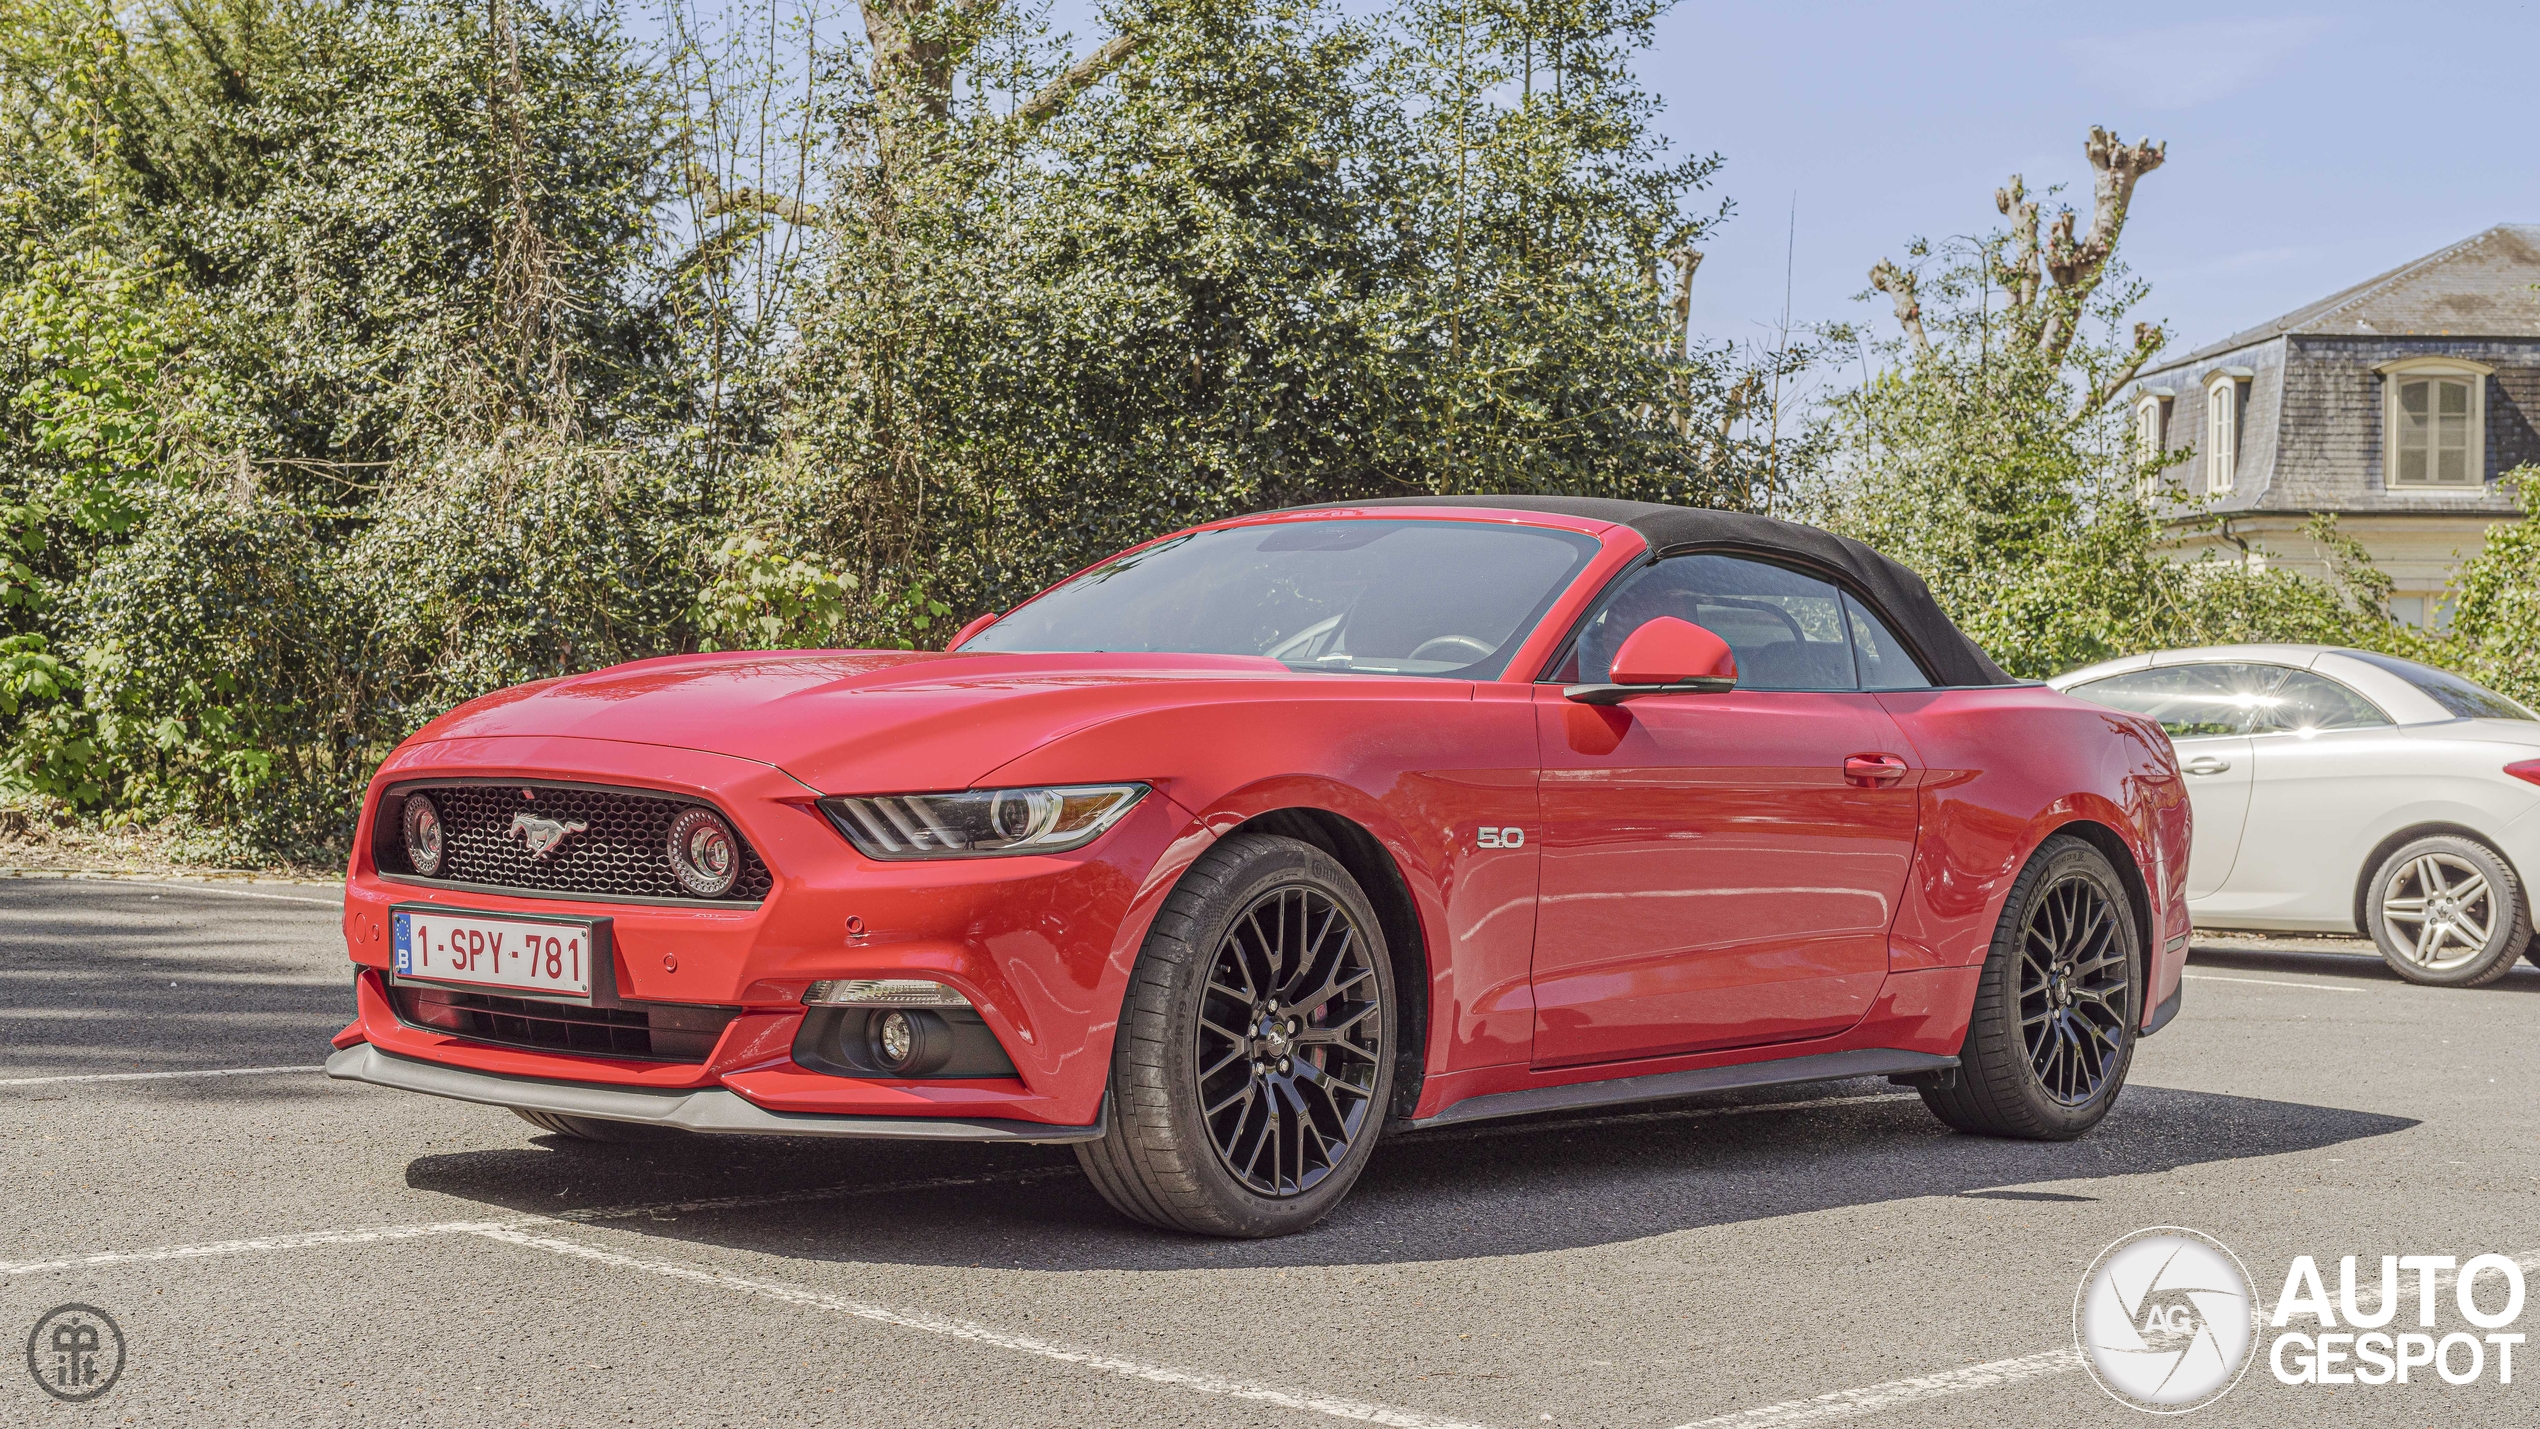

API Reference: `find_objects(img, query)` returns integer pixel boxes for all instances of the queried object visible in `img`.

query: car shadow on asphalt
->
[399,1079,2416,1271]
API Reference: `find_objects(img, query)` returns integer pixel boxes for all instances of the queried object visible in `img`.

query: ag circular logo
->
[25,1303,125,1403]
[2075,1228,2255,1413]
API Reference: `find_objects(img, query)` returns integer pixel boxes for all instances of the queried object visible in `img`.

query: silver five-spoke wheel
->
[2366,835,2530,988]
[2380,851,2496,973]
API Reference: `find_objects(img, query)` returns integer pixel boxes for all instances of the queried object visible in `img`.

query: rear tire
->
[2365,835,2528,988]
[512,1108,685,1143]
[1076,832,1396,1237]
[1921,835,2140,1141]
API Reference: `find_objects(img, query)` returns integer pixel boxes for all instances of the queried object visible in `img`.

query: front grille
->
[392,984,738,1063]
[379,783,773,903]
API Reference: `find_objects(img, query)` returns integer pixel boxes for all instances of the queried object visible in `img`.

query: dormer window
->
[2205,372,2241,495]
[2378,357,2491,488]
[2133,388,2174,496]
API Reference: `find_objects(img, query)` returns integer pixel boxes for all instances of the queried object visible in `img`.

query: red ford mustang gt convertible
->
[329,496,2191,1236]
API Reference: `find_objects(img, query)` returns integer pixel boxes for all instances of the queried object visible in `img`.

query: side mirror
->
[946,611,1001,651]
[1564,617,1737,705]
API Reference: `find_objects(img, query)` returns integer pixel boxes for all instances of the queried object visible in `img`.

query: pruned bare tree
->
[1868,125,2168,419]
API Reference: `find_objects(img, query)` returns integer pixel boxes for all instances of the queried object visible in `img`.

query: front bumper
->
[338,733,1197,1130]
[325,1042,1107,1142]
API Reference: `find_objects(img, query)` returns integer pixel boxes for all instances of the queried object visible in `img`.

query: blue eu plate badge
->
[392,912,413,974]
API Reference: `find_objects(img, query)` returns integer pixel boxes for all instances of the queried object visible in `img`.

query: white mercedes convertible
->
[2053,645,2540,986]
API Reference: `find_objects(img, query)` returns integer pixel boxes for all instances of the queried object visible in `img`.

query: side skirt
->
[1390,1048,1959,1133]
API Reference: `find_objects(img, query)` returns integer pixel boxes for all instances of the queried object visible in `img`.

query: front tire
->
[2364,835,2529,987]
[1076,832,1396,1237]
[1921,835,2140,1141]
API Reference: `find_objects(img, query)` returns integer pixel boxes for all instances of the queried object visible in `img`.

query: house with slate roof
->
[2135,224,2540,626]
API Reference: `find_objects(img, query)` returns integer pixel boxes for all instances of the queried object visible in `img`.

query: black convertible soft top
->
[1295,495,2015,688]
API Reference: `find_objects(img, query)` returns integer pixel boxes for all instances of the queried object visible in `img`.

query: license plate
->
[392,907,598,996]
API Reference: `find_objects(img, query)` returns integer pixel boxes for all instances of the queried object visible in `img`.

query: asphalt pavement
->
[4,876,2535,1427]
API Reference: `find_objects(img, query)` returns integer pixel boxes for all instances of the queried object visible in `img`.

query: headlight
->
[665,807,741,896]
[819,784,1147,859]
[401,794,445,877]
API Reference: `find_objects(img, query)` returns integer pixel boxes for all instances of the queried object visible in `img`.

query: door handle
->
[1843,753,1910,787]
[2183,756,2232,775]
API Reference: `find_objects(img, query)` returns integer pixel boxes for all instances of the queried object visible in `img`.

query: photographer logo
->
[24,1304,124,1404]
[2076,1228,2255,1413]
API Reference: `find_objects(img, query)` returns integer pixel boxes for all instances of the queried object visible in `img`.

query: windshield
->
[2341,651,2537,721]
[966,519,1603,677]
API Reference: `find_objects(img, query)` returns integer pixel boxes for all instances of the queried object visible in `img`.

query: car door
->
[2214,667,2404,925]
[1529,554,1922,1068]
[2059,663,2260,900]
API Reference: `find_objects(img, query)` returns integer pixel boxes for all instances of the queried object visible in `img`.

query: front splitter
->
[324,1043,1105,1144]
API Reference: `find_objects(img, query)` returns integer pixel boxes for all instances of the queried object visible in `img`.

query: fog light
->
[803,979,971,1008]
[865,1007,952,1074]
[877,1011,916,1066]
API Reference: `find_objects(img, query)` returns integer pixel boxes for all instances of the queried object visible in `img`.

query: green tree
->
[749,0,1789,642]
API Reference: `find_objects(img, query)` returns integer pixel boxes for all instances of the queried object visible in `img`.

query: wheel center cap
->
[1256,1010,1295,1059]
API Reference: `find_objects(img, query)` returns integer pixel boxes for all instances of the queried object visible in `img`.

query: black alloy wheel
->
[1921,834,2140,1140]
[1197,885,1386,1198]
[1077,832,1397,1237]
[2019,871,2133,1107]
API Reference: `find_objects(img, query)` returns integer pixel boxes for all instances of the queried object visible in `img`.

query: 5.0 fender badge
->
[509,812,589,860]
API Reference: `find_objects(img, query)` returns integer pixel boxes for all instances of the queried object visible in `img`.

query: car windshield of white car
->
[967,519,1603,677]
[2341,651,2537,722]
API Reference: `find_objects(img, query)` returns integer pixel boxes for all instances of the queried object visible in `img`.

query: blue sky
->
[1644,2,2540,358]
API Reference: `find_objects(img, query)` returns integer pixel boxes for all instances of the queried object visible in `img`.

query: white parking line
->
[1672,1345,2084,1428]
[0,1064,325,1088]
[0,1166,1081,1276]
[471,1224,1489,1428]
[2183,973,2364,993]
[0,1219,524,1277]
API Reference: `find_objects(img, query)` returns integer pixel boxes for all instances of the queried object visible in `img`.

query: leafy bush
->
[2429,469,2540,705]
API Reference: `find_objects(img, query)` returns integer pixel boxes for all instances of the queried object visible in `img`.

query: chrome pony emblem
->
[508,812,589,860]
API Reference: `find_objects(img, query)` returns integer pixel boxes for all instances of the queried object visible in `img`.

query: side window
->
[1842,592,1935,691]
[2250,670,2391,734]
[2065,663,2279,738]
[1573,554,1864,691]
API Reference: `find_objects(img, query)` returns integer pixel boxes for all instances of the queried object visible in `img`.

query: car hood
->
[408,649,1309,793]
